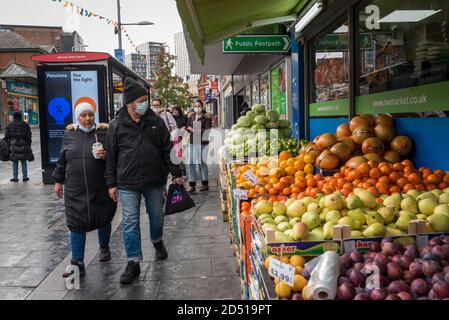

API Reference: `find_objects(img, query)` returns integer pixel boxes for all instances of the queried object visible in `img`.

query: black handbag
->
[165,183,195,215]
[0,138,10,161]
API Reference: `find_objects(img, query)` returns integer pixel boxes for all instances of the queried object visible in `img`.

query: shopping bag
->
[0,138,10,161]
[165,184,195,215]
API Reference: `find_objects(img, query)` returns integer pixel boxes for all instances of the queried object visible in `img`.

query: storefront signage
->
[6,81,37,97]
[223,35,291,53]
[315,33,372,51]
[309,98,349,117]
[31,52,110,63]
[355,80,449,114]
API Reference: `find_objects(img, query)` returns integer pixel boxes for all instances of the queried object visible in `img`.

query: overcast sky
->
[0,0,183,55]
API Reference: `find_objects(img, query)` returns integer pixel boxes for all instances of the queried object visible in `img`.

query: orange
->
[389,172,401,184]
[304,164,314,174]
[403,184,414,193]
[379,165,391,175]
[285,166,296,176]
[303,153,316,164]
[279,160,288,170]
[292,275,308,292]
[378,176,390,185]
[294,159,305,171]
[287,158,296,167]
[396,177,408,188]
[426,174,441,185]
[279,151,292,161]
[282,187,292,196]
[280,177,292,185]
[389,185,401,194]
[426,184,437,191]
[439,182,448,189]
[408,173,422,185]
[274,182,285,191]
[358,163,371,176]
[290,255,305,267]
[392,163,404,172]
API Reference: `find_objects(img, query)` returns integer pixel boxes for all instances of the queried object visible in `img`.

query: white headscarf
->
[75,102,95,120]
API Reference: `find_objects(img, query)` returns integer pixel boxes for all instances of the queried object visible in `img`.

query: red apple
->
[409,261,423,277]
[397,291,413,300]
[433,281,449,299]
[370,288,388,300]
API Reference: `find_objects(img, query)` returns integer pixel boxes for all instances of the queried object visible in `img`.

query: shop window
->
[271,62,287,117]
[309,19,349,117]
[252,80,260,105]
[357,0,449,117]
[260,73,270,108]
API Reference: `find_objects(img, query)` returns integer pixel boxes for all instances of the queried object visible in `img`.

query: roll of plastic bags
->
[302,251,340,300]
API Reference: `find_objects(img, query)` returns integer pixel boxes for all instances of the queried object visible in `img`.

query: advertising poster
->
[44,70,99,165]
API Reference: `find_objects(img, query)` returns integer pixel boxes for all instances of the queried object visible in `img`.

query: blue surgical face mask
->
[135,101,148,115]
[79,123,96,133]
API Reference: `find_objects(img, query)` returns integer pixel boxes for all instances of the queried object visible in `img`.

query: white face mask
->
[135,101,148,115]
[194,107,202,113]
[152,107,161,114]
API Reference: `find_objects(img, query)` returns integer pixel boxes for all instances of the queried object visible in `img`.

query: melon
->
[374,124,396,143]
[336,123,352,138]
[352,126,374,145]
[390,136,413,157]
[330,142,352,162]
[362,137,385,154]
[350,116,371,132]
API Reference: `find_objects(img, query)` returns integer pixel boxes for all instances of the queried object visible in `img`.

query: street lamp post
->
[115,0,154,51]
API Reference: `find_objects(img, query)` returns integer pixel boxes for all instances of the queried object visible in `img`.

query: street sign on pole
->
[114,49,125,63]
[222,35,291,53]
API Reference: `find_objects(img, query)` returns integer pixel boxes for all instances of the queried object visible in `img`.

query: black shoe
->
[23,177,29,182]
[120,261,140,284]
[99,246,111,262]
[153,240,168,260]
[10,178,19,183]
[62,260,86,278]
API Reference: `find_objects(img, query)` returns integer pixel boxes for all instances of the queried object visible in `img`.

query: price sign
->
[268,258,295,287]
[233,189,248,200]
[243,170,258,185]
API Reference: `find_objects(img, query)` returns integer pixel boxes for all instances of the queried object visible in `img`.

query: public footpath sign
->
[223,35,291,53]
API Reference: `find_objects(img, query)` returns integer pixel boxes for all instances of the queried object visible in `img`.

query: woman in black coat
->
[52,104,117,277]
[5,112,33,182]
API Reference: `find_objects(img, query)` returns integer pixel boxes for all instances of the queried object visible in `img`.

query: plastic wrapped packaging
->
[302,251,340,300]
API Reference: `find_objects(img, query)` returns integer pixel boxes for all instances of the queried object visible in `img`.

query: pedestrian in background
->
[151,98,178,134]
[53,103,117,278]
[185,100,212,193]
[172,106,188,129]
[5,112,33,182]
[106,78,184,285]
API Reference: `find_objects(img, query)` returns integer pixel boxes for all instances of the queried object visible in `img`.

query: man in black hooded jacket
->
[106,78,183,284]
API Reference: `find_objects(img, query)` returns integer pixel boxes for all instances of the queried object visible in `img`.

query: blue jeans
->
[12,160,27,179]
[70,223,111,262]
[119,186,166,262]
[188,144,208,183]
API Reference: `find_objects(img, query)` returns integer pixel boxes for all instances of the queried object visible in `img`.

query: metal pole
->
[117,0,122,50]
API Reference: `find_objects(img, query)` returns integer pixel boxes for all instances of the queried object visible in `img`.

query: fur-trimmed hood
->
[66,123,109,131]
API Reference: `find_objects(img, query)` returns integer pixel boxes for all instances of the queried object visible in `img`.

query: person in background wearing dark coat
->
[239,101,250,117]
[172,106,188,129]
[5,112,33,182]
[106,78,184,285]
[52,103,117,278]
[185,100,212,193]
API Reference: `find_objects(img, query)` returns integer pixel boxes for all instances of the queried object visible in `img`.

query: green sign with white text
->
[315,33,373,51]
[356,81,449,114]
[223,35,291,53]
[309,98,349,117]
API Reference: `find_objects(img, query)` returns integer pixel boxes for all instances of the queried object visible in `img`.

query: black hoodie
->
[105,106,182,190]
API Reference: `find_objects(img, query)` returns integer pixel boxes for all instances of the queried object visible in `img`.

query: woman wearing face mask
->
[185,100,212,193]
[52,103,117,278]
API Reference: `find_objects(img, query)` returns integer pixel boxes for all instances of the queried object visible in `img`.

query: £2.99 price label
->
[243,170,258,185]
[268,258,295,287]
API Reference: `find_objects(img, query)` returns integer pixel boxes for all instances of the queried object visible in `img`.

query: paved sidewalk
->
[0,129,240,300]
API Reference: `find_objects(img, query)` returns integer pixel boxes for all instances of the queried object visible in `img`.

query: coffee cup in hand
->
[92,142,103,159]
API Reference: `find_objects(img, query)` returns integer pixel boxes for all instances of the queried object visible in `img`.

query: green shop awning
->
[176,0,310,63]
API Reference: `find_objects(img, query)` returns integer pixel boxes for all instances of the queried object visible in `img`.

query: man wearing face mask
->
[105,78,183,285]
[151,98,177,134]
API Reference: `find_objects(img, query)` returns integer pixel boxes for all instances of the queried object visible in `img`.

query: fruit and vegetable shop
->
[178,0,449,300]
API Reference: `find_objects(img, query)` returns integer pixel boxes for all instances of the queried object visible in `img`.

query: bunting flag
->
[51,0,140,52]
